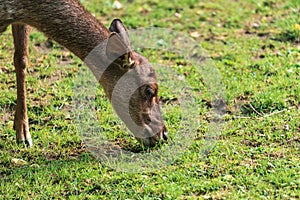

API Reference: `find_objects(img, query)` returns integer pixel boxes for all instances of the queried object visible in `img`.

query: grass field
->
[0,0,299,199]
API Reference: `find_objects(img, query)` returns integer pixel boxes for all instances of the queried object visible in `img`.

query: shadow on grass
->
[273,30,300,43]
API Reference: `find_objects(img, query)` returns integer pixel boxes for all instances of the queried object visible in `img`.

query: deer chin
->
[135,125,168,147]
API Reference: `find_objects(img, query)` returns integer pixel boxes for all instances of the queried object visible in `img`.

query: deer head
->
[86,19,168,147]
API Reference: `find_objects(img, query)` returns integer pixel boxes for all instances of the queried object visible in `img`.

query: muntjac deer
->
[0,0,167,147]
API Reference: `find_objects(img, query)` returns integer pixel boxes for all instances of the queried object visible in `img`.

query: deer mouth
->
[136,125,168,147]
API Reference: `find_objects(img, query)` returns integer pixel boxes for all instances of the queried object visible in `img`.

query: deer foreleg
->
[12,24,32,147]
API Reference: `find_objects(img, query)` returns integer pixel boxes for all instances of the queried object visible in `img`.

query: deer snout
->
[161,126,168,141]
[141,125,168,147]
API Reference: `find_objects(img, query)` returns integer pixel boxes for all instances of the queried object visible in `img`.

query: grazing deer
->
[0,0,167,147]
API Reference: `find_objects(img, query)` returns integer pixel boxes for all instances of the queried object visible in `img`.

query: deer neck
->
[12,0,111,60]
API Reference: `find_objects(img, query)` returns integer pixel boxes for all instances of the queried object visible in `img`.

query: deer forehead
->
[134,64,156,81]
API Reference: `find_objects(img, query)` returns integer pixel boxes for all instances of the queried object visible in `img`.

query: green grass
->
[1,0,299,199]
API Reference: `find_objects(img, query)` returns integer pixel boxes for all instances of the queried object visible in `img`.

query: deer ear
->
[109,19,131,48]
[106,32,135,70]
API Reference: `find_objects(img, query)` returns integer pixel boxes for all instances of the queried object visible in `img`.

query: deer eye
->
[145,86,155,99]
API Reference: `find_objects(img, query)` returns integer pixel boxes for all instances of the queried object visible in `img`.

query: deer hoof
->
[17,138,33,148]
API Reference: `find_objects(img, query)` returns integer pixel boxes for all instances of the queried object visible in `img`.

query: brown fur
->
[0,0,167,147]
